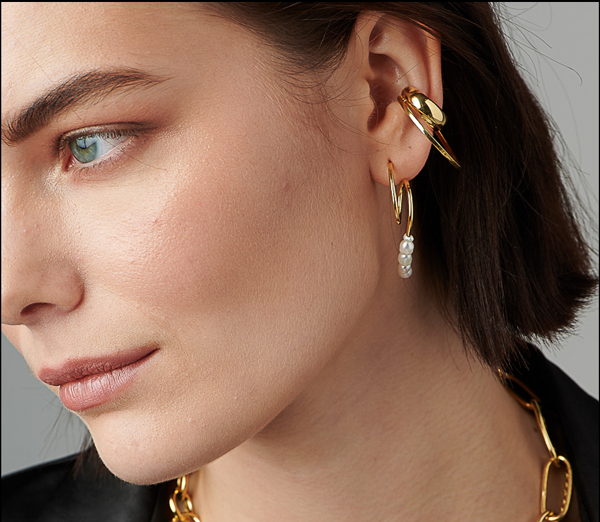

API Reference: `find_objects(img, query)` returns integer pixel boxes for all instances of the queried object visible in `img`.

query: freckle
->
[281,180,292,206]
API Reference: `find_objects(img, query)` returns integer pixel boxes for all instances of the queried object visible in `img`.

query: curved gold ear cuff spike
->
[398,86,461,169]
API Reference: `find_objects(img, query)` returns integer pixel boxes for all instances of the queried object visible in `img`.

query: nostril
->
[20,302,52,317]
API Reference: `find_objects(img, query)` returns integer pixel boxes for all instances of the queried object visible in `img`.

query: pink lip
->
[38,345,157,411]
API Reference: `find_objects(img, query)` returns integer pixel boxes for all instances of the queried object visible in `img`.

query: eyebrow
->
[1,68,171,146]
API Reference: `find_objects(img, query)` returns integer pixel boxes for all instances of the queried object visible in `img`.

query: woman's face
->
[2,3,383,483]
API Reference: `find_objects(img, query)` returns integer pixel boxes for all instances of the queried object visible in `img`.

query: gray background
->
[2,2,598,477]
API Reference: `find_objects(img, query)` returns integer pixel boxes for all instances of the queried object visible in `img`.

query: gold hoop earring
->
[398,86,461,169]
[388,161,414,279]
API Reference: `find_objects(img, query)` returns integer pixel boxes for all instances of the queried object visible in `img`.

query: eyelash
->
[56,127,140,174]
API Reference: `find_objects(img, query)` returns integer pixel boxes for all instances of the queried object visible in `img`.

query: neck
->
[188,273,548,522]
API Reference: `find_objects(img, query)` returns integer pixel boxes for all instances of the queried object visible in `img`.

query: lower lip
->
[59,351,156,411]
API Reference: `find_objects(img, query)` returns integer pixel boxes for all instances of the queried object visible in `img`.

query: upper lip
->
[37,344,158,386]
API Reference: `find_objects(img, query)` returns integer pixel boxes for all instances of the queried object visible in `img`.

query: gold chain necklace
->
[169,371,573,522]
[498,370,573,522]
[169,474,201,522]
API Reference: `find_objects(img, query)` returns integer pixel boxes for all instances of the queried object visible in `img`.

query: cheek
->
[80,147,296,319]
[79,111,371,334]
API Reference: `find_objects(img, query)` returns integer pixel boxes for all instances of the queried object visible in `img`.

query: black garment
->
[2,346,598,522]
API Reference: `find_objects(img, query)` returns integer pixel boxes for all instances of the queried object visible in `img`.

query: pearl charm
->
[399,239,414,255]
[398,265,413,278]
[398,234,414,278]
[398,254,412,266]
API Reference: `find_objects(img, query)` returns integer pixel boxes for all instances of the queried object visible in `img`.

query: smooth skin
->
[1,3,578,521]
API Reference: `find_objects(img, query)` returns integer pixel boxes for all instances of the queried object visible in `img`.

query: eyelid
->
[55,123,147,172]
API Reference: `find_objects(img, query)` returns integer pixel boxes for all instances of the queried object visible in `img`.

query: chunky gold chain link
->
[169,474,202,522]
[169,371,573,522]
[499,370,573,522]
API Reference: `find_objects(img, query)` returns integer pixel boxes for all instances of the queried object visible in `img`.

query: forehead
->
[0,3,243,118]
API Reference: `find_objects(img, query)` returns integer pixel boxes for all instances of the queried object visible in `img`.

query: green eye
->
[68,133,124,165]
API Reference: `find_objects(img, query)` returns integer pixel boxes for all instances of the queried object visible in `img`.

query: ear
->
[338,12,443,186]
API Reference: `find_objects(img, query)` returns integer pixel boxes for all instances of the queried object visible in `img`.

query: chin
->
[97,456,179,486]
[87,414,255,486]
[94,441,212,486]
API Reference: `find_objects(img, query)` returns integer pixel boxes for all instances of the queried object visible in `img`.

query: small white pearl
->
[398,266,413,278]
[398,254,412,266]
[399,240,414,255]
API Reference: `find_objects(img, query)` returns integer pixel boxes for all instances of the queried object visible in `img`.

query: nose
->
[1,258,84,325]
[1,183,84,326]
